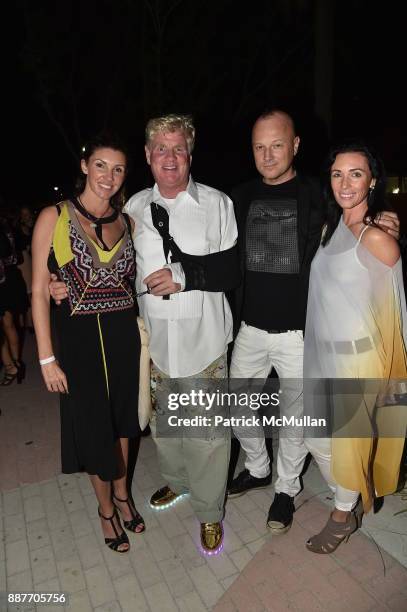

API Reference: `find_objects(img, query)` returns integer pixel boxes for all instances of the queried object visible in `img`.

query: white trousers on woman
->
[304,437,359,511]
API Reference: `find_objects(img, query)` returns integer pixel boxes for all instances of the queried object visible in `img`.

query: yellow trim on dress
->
[53,202,74,268]
[53,201,124,266]
[89,236,123,262]
[97,314,110,398]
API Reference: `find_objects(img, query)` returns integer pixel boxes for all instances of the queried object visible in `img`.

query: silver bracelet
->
[39,355,56,365]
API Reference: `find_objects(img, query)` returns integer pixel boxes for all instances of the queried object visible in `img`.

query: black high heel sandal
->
[14,359,26,384]
[98,507,130,553]
[353,496,364,528]
[113,494,146,534]
[0,363,19,386]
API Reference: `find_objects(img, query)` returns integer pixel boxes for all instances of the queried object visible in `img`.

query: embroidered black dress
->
[49,201,141,481]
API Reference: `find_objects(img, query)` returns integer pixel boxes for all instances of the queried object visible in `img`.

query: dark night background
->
[2,0,406,210]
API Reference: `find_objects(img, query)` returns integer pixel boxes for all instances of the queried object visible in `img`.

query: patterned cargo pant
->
[150,353,230,523]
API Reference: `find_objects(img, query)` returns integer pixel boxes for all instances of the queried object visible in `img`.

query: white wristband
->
[39,355,56,366]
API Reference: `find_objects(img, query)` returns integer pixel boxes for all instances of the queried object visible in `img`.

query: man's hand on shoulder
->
[370,210,400,240]
[143,268,181,296]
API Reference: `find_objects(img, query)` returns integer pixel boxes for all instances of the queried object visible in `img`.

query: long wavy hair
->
[75,132,129,209]
[321,140,389,246]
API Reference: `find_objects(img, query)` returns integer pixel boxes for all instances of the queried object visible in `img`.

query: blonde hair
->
[145,114,195,153]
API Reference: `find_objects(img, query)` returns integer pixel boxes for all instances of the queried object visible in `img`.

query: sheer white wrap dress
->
[304,217,407,511]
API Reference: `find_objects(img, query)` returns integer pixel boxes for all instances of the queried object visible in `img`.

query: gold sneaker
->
[149,485,185,509]
[200,521,223,555]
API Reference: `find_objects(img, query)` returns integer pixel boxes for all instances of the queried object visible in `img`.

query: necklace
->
[76,196,118,224]
[73,196,119,250]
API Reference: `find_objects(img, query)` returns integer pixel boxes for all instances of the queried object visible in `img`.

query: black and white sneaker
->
[227,469,272,498]
[267,492,295,534]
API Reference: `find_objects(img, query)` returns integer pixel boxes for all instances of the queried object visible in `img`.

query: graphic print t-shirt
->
[237,176,305,330]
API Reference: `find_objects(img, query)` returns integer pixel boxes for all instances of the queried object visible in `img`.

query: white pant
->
[230,322,308,495]
[304,437,359,511]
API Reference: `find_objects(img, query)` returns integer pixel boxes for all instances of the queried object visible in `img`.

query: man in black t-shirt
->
[227,110,398,535]
[227,110,322,535]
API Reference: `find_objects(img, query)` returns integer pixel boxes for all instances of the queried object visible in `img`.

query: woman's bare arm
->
[361,226,400,267]
[32,207,68,393]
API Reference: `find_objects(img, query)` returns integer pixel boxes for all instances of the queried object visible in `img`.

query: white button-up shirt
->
[124,177,237,377]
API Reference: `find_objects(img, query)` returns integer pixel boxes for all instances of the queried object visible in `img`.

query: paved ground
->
[1,337,407,611]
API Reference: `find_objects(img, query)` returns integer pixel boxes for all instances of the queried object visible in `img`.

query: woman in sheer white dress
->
[303,141,407,554]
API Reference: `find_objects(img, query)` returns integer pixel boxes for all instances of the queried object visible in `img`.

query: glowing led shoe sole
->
[149,485,187,510]
[200,521,224,556]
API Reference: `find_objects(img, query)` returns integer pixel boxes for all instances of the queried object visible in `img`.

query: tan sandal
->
[306,511,358,554]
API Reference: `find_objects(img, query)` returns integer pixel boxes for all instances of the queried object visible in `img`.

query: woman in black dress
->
[15,205,35,331]
[32,134,145,553]
[0,212,28,385]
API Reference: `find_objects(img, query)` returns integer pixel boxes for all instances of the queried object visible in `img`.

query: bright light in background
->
[54,186,59,191]
[82,146,86,152]
[392,188,400,194]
